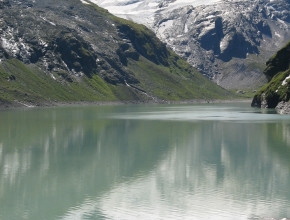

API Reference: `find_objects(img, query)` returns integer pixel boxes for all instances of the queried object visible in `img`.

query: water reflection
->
[0,106,172,219]
[97,120,290,220]
[0,104,289,220]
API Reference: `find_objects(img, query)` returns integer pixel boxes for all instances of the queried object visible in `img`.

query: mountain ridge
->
[91,0,290,90]
[0,0,232,107]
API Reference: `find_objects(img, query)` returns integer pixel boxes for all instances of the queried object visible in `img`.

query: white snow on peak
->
[165,0,221,9]
[80,0,91,5]
[88,0,222,25]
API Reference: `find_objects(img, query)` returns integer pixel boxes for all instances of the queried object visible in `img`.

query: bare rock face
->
[0,0,148,84]
[275,101,290,114]
[0,0,11,9]
[153,0,290,89]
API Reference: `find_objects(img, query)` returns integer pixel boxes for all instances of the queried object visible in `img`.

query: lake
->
[0,102,290,220]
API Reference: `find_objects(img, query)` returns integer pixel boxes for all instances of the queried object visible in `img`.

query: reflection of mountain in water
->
[0,106,175,219]
[98,120,290,219]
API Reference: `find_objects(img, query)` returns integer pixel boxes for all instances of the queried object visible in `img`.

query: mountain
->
[91,0,290,90]
[251,41,290,113]
[0,0,232,108]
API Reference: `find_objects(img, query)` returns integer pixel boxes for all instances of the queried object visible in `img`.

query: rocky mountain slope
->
[91,0,290,90]
[251,41,290,113]
[0,0,232,107]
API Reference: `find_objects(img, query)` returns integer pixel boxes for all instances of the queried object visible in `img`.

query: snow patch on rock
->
[80,0,91,4]
[282,74,290,86]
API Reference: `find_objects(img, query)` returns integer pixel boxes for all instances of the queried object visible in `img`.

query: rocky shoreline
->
[0,98,252,110]
[275,101,290,114]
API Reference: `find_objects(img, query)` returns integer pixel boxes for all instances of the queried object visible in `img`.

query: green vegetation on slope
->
[88,3,233,101]
[263,41,290,80]
[128,55,231,101]
[0,59,121,106]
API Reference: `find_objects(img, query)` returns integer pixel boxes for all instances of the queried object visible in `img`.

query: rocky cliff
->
[251,41,290,112]
[153,0,290,89]
[0,0,232,107]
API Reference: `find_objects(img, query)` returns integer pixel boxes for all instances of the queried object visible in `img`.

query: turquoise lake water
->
[0,102,290,220]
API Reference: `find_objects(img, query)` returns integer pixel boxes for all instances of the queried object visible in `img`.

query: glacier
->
[88,0,222,25]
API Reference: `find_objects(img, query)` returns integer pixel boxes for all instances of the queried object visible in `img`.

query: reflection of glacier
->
[97,121,290,220]
[1,105,290,219]
[281,122,290,146]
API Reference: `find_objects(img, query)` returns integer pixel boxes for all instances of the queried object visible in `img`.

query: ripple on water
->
[109,104,290,122]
